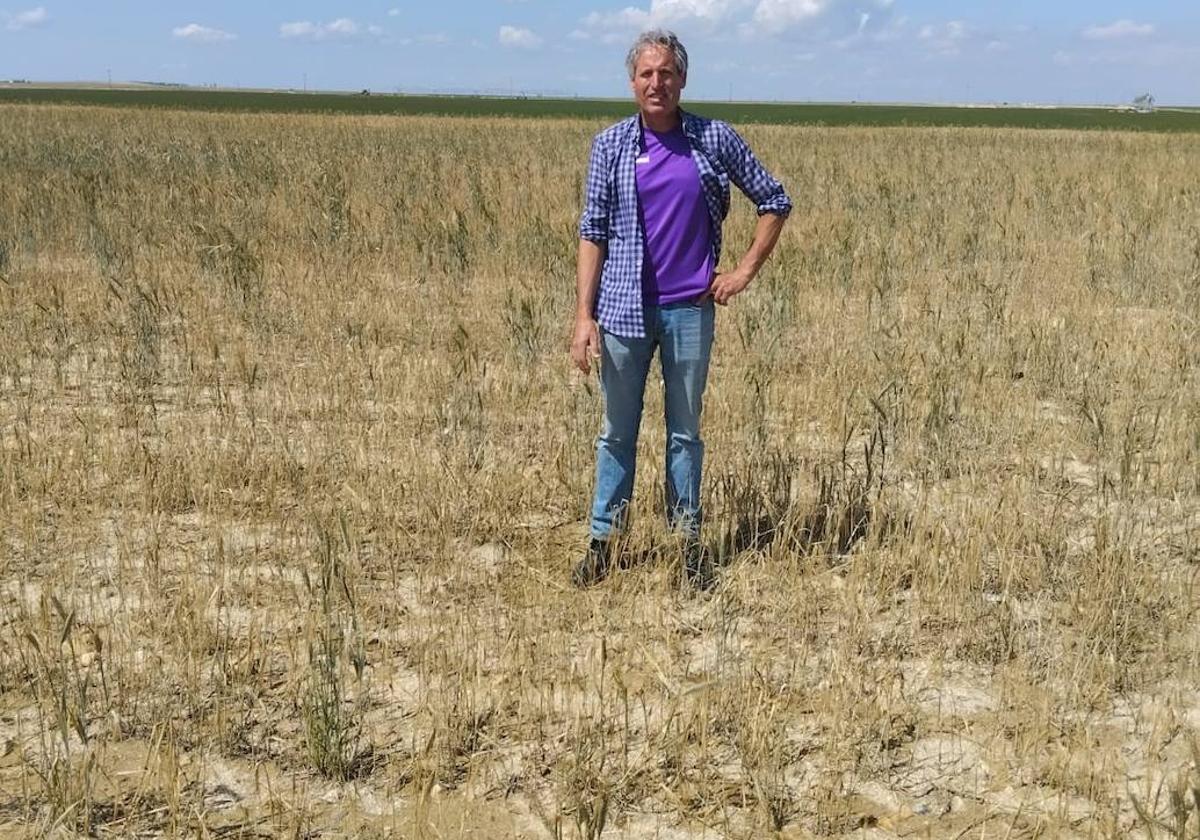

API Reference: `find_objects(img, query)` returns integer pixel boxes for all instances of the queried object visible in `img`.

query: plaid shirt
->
[579,110,792,337]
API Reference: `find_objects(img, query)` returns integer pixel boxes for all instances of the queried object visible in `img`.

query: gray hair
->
[625,29,688,80]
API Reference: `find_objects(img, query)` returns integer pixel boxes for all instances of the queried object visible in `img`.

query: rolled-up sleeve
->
[579,134,611,243]
[722,125,792,217]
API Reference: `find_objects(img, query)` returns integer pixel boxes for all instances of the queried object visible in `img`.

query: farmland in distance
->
[2,85,1200,132]
[1,104,1200,838]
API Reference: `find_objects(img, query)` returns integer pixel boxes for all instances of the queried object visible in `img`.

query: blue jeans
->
[590,300,715,540]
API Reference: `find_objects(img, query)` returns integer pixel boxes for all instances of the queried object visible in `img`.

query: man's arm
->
[703,122,791,305]
[573,131,611,374]
[570,239,606,373]
[707,211,787,306]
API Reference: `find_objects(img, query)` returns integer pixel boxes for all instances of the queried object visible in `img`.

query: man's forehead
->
[634,45,677,71]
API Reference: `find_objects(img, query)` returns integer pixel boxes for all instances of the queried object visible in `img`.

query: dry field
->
[1,104,1199,839]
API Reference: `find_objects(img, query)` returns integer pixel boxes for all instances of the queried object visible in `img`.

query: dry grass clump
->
[1,104,1199,838]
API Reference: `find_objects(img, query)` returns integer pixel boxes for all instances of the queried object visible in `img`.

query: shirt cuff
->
[756,199,792,216]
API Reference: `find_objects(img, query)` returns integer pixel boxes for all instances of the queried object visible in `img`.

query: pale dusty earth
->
[3,499,1200,838]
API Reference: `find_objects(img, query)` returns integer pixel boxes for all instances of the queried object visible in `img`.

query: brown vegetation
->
[1,104,1199,838]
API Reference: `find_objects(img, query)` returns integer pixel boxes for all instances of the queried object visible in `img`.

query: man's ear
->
[680,73,687,90]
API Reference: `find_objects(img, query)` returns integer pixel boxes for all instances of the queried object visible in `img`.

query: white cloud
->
[499,25,542,49]
[919,21,967,41]
[752,0,829,34]
[5,6,47,31]
[656,0,752,24]
[841,11,906,47]
[280,18,363,41]
[280,21,317,38]
[172,23,236,43]
[577,0,894,41]
[917,20,971,56]
[388,7,400,15]
[580,0,752,40]
[579,7,651,40]
[1082,20,1154,41]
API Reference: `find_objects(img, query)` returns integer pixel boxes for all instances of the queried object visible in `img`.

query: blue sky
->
[1,1,1196,104]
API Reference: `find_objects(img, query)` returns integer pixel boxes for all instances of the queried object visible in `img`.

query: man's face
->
[630,45,685,120]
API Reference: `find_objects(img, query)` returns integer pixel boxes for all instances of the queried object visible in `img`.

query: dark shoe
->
[683,540,715,592]
[572,538,612,588]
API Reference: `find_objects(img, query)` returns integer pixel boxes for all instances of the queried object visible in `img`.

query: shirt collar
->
[629,109,695,147]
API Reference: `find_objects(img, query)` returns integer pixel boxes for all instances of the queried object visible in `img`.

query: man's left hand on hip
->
[704,269,753,306]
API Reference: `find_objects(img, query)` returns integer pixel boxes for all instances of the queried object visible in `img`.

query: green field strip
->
[2,87,1198,132]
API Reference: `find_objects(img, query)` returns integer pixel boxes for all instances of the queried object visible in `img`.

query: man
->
[571,29,791,589]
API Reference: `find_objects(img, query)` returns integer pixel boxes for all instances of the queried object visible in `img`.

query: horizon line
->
[0,79,1191,111]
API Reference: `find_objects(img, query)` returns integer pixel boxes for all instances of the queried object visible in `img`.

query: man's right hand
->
[570,317,601,374]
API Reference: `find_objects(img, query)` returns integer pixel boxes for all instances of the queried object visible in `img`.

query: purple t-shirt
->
[635,125,715,306]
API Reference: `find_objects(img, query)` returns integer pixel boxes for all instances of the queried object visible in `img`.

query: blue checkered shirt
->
[579,110,792,337]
